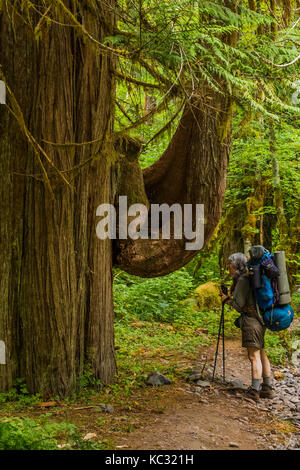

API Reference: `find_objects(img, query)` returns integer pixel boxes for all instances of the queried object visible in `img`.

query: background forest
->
[112,0,300,363]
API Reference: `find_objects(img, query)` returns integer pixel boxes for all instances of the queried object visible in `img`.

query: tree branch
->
[114,70,162,89]
[253,50,300,68]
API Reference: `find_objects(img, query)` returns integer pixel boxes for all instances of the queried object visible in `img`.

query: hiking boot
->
[260,384,275,399]
[244,386,260,400]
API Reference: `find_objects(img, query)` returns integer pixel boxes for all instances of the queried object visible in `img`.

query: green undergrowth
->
[264,331,291,365]
[113,269,299,371]
[113,310,236,385]
[111,267,239,391]
[0,415,111,450]
[113,268,195,323]
[0,379,42,408]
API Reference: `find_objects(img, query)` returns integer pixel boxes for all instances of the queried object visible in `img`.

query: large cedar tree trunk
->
[0,1,117,396]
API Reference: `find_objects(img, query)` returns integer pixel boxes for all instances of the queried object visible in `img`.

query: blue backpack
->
[248,246,294,332]
[263,304,294,332]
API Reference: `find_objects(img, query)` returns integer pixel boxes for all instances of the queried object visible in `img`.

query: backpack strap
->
[249,273,265,326]
[254,301,265,327]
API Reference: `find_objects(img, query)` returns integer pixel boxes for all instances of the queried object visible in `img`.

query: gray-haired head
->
[228,252,248,277]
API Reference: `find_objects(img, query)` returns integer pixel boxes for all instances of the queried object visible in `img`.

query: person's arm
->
[228,277,250,313]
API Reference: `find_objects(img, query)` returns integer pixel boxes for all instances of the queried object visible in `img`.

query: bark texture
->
[114,93,233,277]
[0,1,117,395]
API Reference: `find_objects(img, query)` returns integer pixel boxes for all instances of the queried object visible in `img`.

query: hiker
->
[220,253,274,400]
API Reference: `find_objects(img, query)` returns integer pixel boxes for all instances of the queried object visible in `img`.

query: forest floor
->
[106,338,299,450]
[1,337,299,450]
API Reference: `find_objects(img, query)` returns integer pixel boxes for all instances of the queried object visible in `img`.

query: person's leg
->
[260,349,272,379]
[246,347,263,399]
[247,347,263,383]
[260,349,275,398]
[242,318,265,398]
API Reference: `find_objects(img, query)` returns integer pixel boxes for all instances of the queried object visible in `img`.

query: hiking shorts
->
[240,314,266,350]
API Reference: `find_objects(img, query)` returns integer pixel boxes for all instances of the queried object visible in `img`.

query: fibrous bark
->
[0,1,117,396]
[114,92,233,277]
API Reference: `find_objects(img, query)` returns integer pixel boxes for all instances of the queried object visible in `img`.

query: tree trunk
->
[115,93,233,277]
[268,121,289,247]
[0,1,117,396]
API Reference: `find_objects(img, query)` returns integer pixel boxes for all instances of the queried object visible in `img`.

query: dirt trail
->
[115,339,298,450]
[1,338,298,450]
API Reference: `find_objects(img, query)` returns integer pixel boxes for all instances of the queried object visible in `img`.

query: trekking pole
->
[222,302,226,383]
[212,284,227,383]
[212,301,224,383]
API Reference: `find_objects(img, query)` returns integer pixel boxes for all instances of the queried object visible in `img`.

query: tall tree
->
[0,0,117,395]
